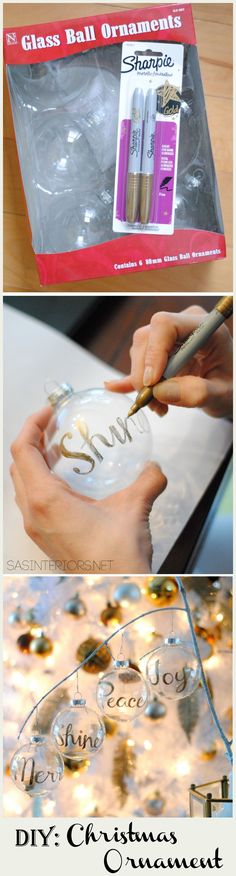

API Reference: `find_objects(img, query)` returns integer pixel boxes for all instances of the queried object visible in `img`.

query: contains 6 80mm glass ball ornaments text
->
[44,382,152,498]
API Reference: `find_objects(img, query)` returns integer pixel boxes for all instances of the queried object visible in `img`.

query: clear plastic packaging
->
[4,4,225,282]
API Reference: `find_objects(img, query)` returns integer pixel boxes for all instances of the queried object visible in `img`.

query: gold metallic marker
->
[140,88,156,224]
[126,88,144,224]
[127,296,233,417]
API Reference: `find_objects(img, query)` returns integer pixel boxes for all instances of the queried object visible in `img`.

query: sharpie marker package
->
[113,41,184,234]
[3,4,225,285]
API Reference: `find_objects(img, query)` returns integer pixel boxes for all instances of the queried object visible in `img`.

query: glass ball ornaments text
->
[51,695,105,760]
[10,734,64,796]
[96,658,149,722]
[146,636,201,701]
[44,383,152,498]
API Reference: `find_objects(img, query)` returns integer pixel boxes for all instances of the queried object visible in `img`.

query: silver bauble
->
[64,593,87,618]
[113,582,141,605]
[145,696,167,720]
[144,791,165,815]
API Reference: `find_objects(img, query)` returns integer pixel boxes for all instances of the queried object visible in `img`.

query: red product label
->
[35,231,226,286]
[3,4,196,65]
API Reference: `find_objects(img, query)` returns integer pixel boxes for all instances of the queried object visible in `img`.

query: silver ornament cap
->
[45,381,74,408]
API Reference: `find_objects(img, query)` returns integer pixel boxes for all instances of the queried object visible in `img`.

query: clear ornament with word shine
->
[44,382,152,498]
[96,658,149,722]
[146,635,201,700]
[10,734,64,796]
[51,695,105,760]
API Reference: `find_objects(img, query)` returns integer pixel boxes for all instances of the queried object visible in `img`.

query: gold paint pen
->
[140,88,156,224]
[126,87,144,223]
[127,296,233,417]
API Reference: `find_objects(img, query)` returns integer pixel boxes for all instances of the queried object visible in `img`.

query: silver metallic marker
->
[140,88,157,224]
[127,296,233,417]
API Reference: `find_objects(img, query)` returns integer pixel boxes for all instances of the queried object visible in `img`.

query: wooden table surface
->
[3,3,233,294]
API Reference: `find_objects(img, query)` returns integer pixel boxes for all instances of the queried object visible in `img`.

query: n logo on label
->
[6,32,18,44]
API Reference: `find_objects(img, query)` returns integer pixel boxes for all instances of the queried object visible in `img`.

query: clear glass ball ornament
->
[44,383,152,498]
[51,696,105,760]
[32,112,100,195]
[146,636,201,700]
[9,57,109,109]
[10,734,64,796]
[96,659,149,722]
[67,67,120,172]
[43,191,115,253]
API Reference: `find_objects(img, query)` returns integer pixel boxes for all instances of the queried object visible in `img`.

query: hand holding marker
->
[127,296,233,417]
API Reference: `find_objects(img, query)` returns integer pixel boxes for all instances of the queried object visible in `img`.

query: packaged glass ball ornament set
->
[44,381,152,497]
[4,4,225,285]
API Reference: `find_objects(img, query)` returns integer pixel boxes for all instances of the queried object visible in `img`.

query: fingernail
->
[157,406,168,417]
[143,367,154,386]
[154,381,180,402]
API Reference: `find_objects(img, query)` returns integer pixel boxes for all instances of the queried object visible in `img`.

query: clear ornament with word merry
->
[44,383,152,498]
[10,734,64,796]
[146,636,201,700]
[96,658,150,722]
[51,695,105,760]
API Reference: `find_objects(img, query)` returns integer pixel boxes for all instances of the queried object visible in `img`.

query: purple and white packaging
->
[113,41,184,234]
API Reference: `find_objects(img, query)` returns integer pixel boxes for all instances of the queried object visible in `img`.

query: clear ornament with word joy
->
[96,657,149,722]
[44,383,152,498]
[51,695,105,760]
[10,734,64,796]
[146,635,201,701]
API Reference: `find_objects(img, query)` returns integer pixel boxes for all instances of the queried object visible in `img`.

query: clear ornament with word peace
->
[44,383,152,498]
[96,657,149,722]
[10,734,64,796]
[51,695,105,760]
[146,635,201,700]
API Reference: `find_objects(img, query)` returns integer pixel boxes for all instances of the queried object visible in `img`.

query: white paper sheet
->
[3,306,232,572]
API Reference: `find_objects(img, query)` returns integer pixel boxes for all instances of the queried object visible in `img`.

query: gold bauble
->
[103,716,118,736]
[100,602,123,627]
[145,576,178,606]
[200,747,217,761]
[29,632,53,656]
[16,631,34,653]
[64,756,90,774]
[194,624,219,646]
[76,637,111,673]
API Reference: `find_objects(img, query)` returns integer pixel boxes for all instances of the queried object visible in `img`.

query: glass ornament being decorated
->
[10,734,64,796]
[146,635,201,701]
[97,657,149,722]
[51,695,105,760]
[44,383,152,498]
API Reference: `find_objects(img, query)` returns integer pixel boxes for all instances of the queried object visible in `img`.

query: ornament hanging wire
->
[17,577,232,763]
